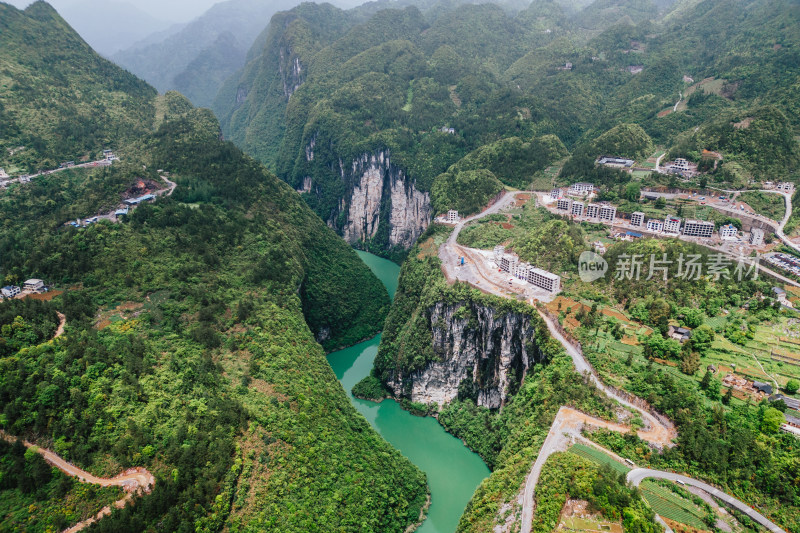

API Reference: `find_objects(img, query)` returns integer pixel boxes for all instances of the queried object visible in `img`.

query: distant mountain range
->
[56,0,177,55]
[111,0,300,107]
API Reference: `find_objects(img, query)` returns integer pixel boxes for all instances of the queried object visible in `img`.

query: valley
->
[1,0,800,531]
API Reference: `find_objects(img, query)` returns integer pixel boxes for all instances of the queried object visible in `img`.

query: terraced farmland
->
[640,480,709,529]
[569,444,631,474]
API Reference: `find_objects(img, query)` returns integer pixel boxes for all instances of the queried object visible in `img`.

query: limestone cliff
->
[387,301,547,409]
[320,150,431,250]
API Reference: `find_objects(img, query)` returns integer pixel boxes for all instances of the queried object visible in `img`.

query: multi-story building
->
[23,279,45,292]
[683,219,714,238]
[664,216,682,234]
[719,224,738,239]
[568,182,595,196]
[598,204,617,223]
[497,253,561,293]
[585,203,600,219]
[672,158,690,171]
[647,219,664,232]
[749,228,765,246]
[570,201,584,217]
[1,286,20,298]
[556,198,571,211]
[630,211,645,227]
[526,267,561,293]
[447,210,459,223]
[550,188,562,199]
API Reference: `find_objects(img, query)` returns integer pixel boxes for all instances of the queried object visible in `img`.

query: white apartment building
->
[571,201,584,217]
[719,224,738,239]
[647,219,664,232]
[497,253,561,293]
[550,188,562,199]
[585,203,600,219]
[750,228,765,246]
[664,216,682,234]
[526,267,561,293]
[447,210,459,223]
[557,198,571,211]
[630,211,645,227]
[599,204,617,223]
[683,219,714,238]
[568,182,595,196]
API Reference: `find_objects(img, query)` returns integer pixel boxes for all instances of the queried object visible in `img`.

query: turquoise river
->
[327,251,490,533]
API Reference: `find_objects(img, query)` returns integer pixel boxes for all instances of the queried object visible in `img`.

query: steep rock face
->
[331,151,431,249]
[388,302,545,408]
[279,45,304,98]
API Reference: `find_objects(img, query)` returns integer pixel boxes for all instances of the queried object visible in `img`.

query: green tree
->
[722,387,733,405]
[625,182,641,202]
[681,351,700,375]
[786,379,800,395]
[690,325,715,356]
[760,407,785,434]
[700,370,712,390]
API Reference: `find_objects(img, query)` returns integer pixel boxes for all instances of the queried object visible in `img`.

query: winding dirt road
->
[0,431,154,532]
[54,312,66,339]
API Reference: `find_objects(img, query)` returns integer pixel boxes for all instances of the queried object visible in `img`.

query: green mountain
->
[215,0,799,258]
[0,3,428,531]
[0,1,157,172]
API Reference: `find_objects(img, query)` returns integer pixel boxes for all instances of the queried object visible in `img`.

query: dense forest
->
[0,5,429,531]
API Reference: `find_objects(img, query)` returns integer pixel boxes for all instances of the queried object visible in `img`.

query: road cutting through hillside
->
[436,191,787,533]
[0,431,154,532]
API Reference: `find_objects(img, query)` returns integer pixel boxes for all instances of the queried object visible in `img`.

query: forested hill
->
[215,0,799,252]
[0,1,157,172]
[0,5,429,531]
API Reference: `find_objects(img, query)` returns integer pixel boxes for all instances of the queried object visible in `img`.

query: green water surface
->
[326,251,490,533]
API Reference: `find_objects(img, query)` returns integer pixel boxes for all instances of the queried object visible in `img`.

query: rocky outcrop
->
[279,46,304,98]
[388,302,546,409]
[334,150,431,249]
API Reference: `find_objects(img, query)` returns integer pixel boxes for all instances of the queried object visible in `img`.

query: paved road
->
[437,193,787,533]
[518,407,673,533]
[2,159,113,186]
[627,469,787,533]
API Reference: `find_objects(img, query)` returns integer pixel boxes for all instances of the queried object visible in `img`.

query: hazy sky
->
[5,0,226,23]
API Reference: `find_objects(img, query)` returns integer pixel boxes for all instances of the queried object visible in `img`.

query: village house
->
[23,279,45,292]
[447,210,459,223]
[646,219,664,232]
[568,182,595,196]
[719,224,738,239]
[630,211,645,227]
[1,285,21,298]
